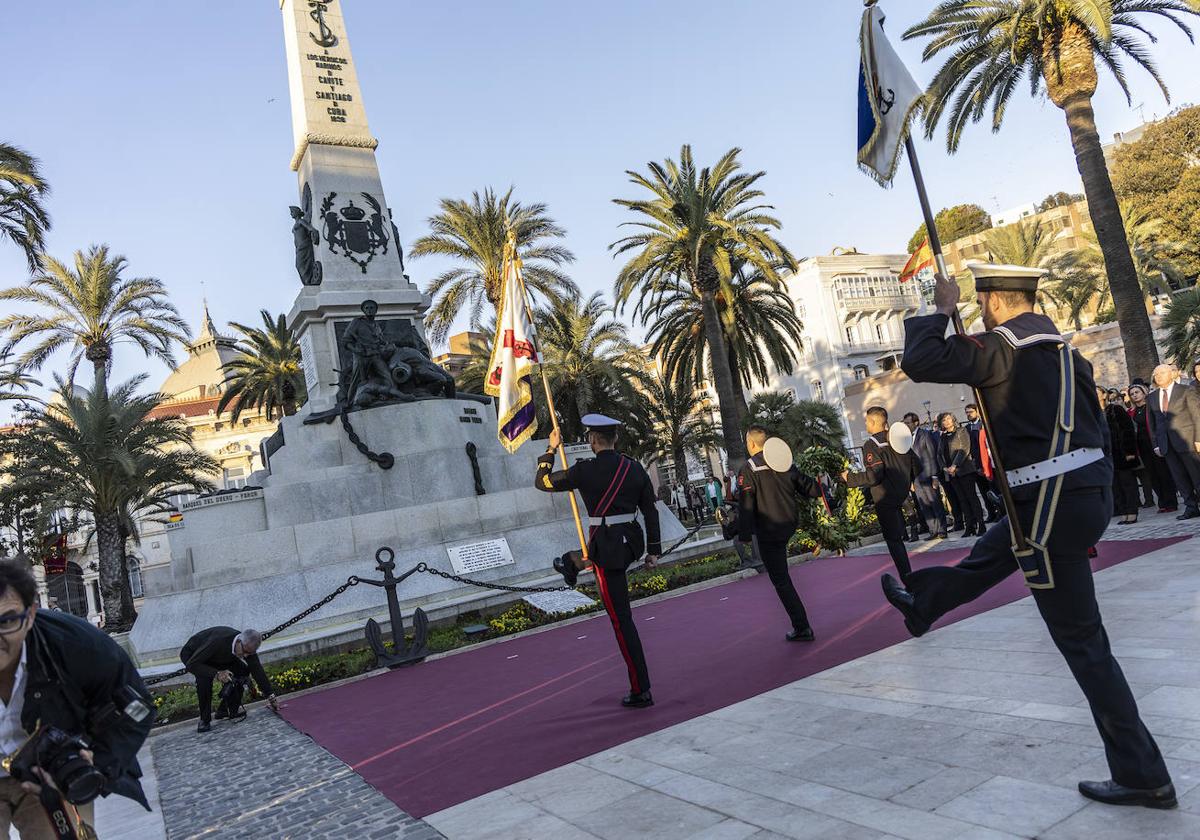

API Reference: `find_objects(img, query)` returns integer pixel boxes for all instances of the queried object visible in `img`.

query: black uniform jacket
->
[901,312,1111,502]
[535,448,662,562]
[846,431,917,507]
[181,627,274,697]
[736,452,822,542]
[23,610,154,808]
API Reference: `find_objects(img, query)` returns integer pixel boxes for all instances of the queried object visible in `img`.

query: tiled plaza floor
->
[425,510,1200,839]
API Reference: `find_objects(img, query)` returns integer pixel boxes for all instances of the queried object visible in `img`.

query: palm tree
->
[218,310,307,423]
[0,353,40,407]
[639,259,804,422]
[983,218,1055,268]
[0,143,50,272]
[746,390,796,429]
[1044,249,1108,329]
[628,371,721,474]
[411,188,576,343]
[0,376,216,629]
[1163,287,1200,369]
[536,292,637,440]
[905,0,1200,381]
[0,245,189,398]
[612,146,796,469]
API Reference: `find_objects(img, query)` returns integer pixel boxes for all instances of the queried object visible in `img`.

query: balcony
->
[839,293,921,314]
[839,339,904,356]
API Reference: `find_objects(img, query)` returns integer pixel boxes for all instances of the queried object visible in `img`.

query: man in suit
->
[844,406,919,581]
[904,411,948,540]
[180,627,278,732]
[1149,363,1200,520]
[737,425,824,641]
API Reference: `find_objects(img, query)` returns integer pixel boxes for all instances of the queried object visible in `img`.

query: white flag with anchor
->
[857,1,924,186]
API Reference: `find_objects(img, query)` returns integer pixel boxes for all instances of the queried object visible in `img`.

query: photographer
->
[0,558,153,839]
[179,627,277,734]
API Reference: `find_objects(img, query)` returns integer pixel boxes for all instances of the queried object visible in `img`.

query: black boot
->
[553,553,580,588]
[622,690,654,708]
[881,574,930,637]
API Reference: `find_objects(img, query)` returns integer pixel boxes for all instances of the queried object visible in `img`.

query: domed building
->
[54,306,278,624]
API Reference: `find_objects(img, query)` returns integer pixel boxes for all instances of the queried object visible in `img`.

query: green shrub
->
[488,603,535,635]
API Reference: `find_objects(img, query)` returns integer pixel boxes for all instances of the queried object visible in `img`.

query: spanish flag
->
[485,234,540,453]
[900,237,934,283]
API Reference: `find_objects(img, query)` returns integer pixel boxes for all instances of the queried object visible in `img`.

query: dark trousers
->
[914,480,947,535]
[974,474,1000,519]
[1164,447,1200,512]
[906,488,1170,790]
[756,537,810,632]
[182,655,249,724]
[1142,452,1177,509]
[593,565,650,694]
[876,504,913,581]
[949,474,983,533]
[1112,468,1140,516]
[944,474,963,528]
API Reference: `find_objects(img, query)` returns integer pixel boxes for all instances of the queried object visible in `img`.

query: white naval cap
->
[965,261,1048,293]
[581,413,623,431]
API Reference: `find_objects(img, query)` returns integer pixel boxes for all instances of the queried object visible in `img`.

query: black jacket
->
[736,452,822,542]
[845,432,917,507]
[938,426,977,477]
[1148,383,1200,455]
[902,312,1111,502]
[535,448,662,567]
[911,426,940,482]
[1106,404,1139,471]
[23,610,154,808]
[180,627,274,697]
[1130,404,1158,461]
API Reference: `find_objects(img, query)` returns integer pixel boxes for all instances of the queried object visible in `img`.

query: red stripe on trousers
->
[591,552,640,694]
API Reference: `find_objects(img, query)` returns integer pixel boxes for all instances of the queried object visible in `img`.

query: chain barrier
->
[142,521,714,686]
[142,576,362,686]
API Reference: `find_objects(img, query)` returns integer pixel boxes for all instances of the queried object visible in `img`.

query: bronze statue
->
[340,300,412,407]
[291,184,322,286]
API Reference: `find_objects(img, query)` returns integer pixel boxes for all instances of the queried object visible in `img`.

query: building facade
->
[768,252,920,445]
[941,200,1093,278]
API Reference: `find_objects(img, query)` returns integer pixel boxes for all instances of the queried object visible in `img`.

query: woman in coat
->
[1106,389,1141,523]
[938,412,984,537]
[1128,383,1178,512]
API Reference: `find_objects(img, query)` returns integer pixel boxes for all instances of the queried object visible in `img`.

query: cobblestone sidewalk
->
[151,709,443,839]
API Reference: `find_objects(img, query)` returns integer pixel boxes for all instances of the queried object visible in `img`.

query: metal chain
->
[142,576,361,686]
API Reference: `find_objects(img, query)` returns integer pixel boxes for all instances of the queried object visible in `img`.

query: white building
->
[769,252,921,446]
[990,202,1038,228]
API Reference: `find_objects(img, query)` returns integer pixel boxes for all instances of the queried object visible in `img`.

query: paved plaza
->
[98,511,1200,839]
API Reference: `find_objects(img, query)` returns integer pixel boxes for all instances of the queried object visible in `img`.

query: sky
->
[3,0,1199,420]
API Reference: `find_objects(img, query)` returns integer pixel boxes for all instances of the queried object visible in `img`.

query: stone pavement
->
[143,710,443,839]
[94,745,165,839]
[425,514,1200,839]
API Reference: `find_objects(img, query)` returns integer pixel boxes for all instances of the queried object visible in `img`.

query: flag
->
[485,241,539,453]
[857,2,924,186]
[900,236,934,282]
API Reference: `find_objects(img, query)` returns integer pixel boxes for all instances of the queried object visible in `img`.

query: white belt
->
[1006,447,1105,488]
[588,513,638,525]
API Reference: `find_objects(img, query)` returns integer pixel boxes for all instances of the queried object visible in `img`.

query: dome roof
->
[159,303,240,402]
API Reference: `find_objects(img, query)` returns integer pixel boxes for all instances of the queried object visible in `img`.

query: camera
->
[3,726,107,805]
[218,675,250,712]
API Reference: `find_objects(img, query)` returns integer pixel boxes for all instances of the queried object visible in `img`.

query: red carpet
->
[279,538,1183,818]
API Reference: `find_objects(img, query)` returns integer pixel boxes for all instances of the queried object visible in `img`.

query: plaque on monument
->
[447,538,515,575]
[299,330,318,392]
[564,444,594,467]
[523,590,597,615]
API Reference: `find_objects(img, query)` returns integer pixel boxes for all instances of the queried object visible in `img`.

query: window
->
[875,324,885,342]
[47,562,88,618]
[223,467,246,489]
[853,365,869,380]
[128,556,143,599]
[844,326,855,345]
[811,380,825,401]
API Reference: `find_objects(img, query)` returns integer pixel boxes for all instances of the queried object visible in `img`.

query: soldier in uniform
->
[536,415,661,708]
[881,265,1175,809]
[844,406,918,582]
[736,425,824,641]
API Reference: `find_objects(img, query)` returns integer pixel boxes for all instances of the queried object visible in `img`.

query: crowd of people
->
[660,474,729,526]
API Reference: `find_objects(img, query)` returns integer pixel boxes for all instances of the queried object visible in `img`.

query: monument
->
[128,0,692,669]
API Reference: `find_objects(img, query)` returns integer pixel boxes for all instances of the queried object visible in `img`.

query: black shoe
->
[553,554,579,587]
[197,721,212,733]
[229,709,248,723]
[1077,779,1177,809]
[922,532,940,541]
[622,690,654,708]
[786,627,815,642]
[214,708,229,720]
[881,574,930,637]
[1176,509,1200,521]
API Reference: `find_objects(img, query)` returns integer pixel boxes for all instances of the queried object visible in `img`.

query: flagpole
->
[503,237,590,562]
[904,135,1031,554]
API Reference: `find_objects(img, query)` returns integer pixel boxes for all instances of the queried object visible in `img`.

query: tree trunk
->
[1043,24,1158,381]
[727,345,749,427]
[698,288,747,471]
[95,511,130,630]
[87,344,110,400]
[673,442,687,484]
[116,523,137,625]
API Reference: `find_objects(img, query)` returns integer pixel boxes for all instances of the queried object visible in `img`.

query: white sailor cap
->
[581,413,622,431]
[965,262,1048,293]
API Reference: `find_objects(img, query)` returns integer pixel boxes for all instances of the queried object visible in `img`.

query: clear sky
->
[3,0,1199,418]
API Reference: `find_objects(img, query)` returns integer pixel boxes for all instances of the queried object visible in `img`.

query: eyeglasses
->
[0,610,30,636]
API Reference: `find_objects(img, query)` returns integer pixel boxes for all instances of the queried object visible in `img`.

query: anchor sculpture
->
[358,547,430,667]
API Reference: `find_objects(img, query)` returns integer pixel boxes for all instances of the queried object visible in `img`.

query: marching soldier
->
[536,415,661,708]
[843,406,918,582]
[882,265,1175,809]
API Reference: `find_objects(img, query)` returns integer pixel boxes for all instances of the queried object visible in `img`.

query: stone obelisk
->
[280,0,428,411]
